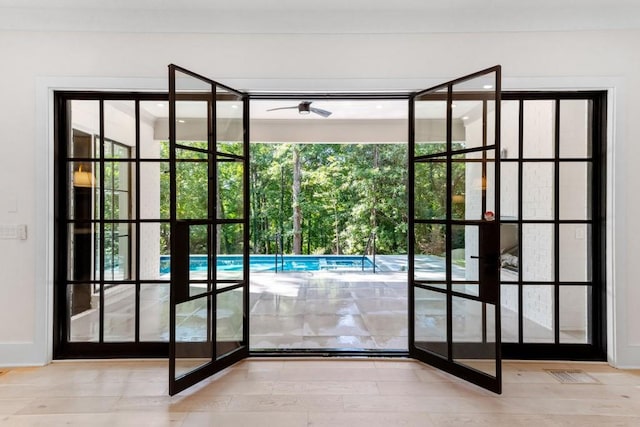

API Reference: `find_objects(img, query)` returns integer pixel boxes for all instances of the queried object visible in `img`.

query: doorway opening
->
[247,98,409,351]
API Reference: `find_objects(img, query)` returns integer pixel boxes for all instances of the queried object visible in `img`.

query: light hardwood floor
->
[1,359,639,426]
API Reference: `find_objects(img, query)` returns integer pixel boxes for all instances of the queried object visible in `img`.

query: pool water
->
[159,255,375,274]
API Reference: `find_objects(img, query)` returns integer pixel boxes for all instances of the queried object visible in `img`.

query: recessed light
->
[462,116,469,120]
[178,119,186,123]
[157,103,165,107]
[451,104,457,109]
[231,105,239,109]
[483,84,493,89]
[376,105,383,109]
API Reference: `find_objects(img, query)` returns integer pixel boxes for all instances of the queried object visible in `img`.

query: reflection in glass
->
[500,162,518,219]
[217,90,244,156]
[522,162,554,220]
[452,297,497,377]
[139,162,167,219]
[501,285,519,343]
[140,222,170,281]
[451,225,479,283]
[140,283,170,341]
[68,284,99,342]
[559,286,590,344]
[501,101,520,159]
[559,224,591,282]
[69,102,99,158]
[415,90,447,157]
[175,296,213,379]
[104,284,136,342]
[560,100,592,158]
[522,224,554,282]
[523,285,555,343]
[500,224,519,281]
[104,101,136,157]
[216,288,244,357]
[523,100,555,158]
[414,288,447,358]
[559,162,592,220]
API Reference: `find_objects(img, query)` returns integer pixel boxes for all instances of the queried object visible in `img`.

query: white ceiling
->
[1,0,639,33]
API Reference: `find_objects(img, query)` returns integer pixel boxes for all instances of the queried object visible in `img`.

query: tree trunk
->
[292,145,303,254]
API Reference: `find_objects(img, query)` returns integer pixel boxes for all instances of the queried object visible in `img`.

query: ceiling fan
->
[266,101,332,117]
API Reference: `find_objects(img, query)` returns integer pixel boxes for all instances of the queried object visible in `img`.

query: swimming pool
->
[159,254,375,274]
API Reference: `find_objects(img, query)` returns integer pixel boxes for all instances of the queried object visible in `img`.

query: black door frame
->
[53,85,607,371]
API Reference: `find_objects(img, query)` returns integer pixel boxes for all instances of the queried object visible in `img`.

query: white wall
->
[0,29,637,366]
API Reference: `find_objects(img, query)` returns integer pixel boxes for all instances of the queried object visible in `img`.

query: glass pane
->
[560,286,590,344]
[217,158,244,220]
[501,100,520,159]
[139,161,167,220]
[501,285,519,342]
[68,284,99,342]
[68,161,99,220]
[217,223,244,281]
[522,224,554,282]
[414,223,446,283]
[67,222,99,281]
[414,159,447,220]
[216,288,244,358]
[500,223,519,281]
[175,295,213,379]
[103,161,132,221]
[139,102,169,159]
[104,101,136,158]
[140,222,170,281]
[559,162,592,220]
[415,89,447,156]
[523,285,555,343]
[455,100,484,150]
[414,287,447,358]
[103,223,133,281]
[452,297,497,377]
[217,89,244,156]
[188,224,209,292]
[176,160,209,220]
[104,284,136,342]
[559,224,592,282]
[175,68,211,148]
[140,283,170,342]
[451,224,479,286]
[560,100,592,158]
[500,162,518,219]
[69,102,99,158]
[451,155,495,221]
[176,101,209,147]
[523,100,555,158]
[522,162,555,220]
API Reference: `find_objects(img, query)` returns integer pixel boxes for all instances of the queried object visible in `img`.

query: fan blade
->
[266,106,298,112]
[310,107,332,117]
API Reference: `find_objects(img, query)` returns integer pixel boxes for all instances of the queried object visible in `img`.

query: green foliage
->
[157,141,466,257]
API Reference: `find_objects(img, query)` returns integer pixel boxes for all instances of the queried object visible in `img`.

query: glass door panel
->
[169,65,249,396]
[410,66,502,394]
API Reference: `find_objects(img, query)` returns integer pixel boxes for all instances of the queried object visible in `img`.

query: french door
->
[409,66,502,393]
[168,65,250,395]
